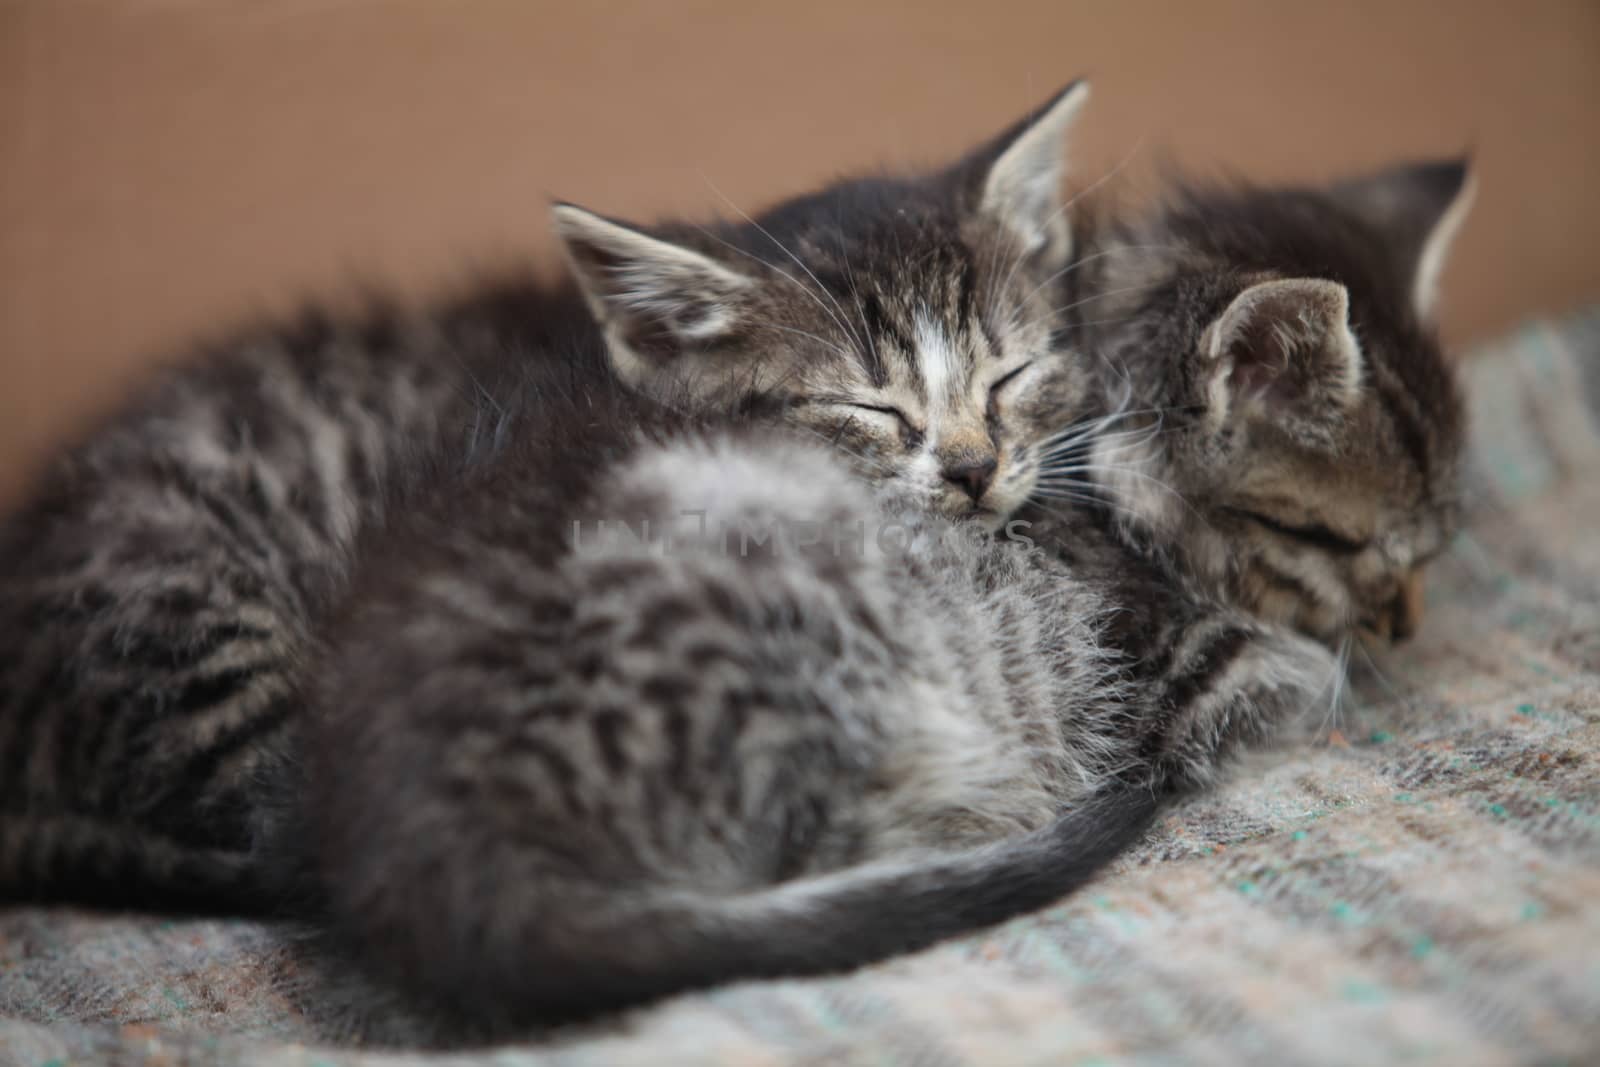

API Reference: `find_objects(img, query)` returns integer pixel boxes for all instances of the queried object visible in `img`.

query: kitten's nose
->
[1387,569,1426,643]
[943,457,998,502]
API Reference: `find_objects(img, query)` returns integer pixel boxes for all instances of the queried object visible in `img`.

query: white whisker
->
[756,322,852,360]
[1030,487,1110,508]
[687,221,862,364]
[1033,406,1168,448]
[1352,636,1416,716]
[831,222,883,376]
[1316,636,1353,741]
[1009,282,1165,338]
[698,177,868,360]
[1005,244,1178,325]
[1039,420,1172,456]
[989,137,1149,315]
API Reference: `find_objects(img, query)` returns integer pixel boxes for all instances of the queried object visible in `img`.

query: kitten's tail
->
[354,782,1158,1026]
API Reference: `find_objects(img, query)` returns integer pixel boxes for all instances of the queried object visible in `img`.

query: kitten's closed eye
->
[845,403,924,448]
[1226,508,1370,555]
[987,362,1033,418]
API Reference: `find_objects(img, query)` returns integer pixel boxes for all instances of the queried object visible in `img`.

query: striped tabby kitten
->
[0,84,1097,909]
[294,154,1478,1027]
[551,83,1098,531]
[298,411,1333,1028]
[1056,160,1474,647]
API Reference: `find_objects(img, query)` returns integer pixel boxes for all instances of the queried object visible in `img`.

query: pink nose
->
[943,458,997,502]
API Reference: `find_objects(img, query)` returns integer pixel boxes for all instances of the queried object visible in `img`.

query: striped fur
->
[0,85,1100,910]
[0,307,476,907]
[1059,161,1474,645]
[297,426,1334,1027]
[552,84,1095,532]
[0,86,1468,1031]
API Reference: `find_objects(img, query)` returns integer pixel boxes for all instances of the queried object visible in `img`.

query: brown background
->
[3,0,1597,508]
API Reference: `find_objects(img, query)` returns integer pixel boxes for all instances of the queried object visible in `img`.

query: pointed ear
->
[1333,158,1475,319]
[551,203,755,391]
[970,80,1090,270]
[1201,279,1364,431]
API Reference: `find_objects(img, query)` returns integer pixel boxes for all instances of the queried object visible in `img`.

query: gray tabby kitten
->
[1056,159,1474,645]
[299,411,1331,1028]
[296,141,1476,1026]
[549,106,1476,655]
[549,84,1099,531]
[0,84,1099,909]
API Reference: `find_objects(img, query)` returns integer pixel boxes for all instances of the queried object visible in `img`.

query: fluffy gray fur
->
[0,79,1473,1034]
[299,426,1333,1027]
[0,83,1100,909]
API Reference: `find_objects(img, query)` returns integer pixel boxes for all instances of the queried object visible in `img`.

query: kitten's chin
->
[968,508,1007,534]
[971,485,1032,533]
[930,499,1007,532]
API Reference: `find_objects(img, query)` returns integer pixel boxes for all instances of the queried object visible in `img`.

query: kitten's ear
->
[969,80,1090,269]
[1202,278,1363,431]
[1333,158,1475,319]
[552,203,755,391]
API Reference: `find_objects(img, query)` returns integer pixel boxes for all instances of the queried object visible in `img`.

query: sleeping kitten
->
[291,153,1478,1028]
[552,155,1477,793]
[1053,159,1474,645]
[550,83,1096,529]
[0,84,1095,909]
[297,405,1334,1029]
[547,124,1475,653]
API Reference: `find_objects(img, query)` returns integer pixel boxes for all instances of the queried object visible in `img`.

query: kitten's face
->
[1080,163,1473,644]
[742,226,1087,528]
[553,84,1094,529]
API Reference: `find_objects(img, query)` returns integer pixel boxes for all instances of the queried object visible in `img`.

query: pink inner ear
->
[1217,312,1299,411]
[1229,359,1280,400]
[1210,278,1358,416]
[1224,341,1314,416]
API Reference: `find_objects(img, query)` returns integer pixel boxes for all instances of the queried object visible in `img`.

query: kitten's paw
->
[1149,619,1340,792]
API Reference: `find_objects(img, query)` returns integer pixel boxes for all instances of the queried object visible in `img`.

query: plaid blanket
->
[3,311,1598,1067]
